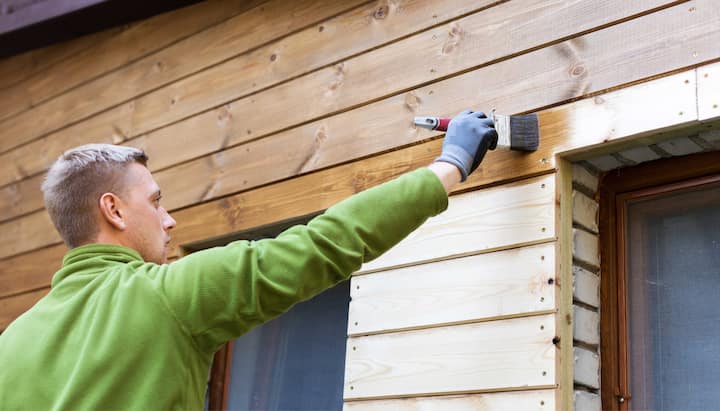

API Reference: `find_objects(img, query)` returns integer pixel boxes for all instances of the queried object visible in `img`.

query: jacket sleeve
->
[145,168,448,353]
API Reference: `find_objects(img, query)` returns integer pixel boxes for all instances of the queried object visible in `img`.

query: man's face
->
[121,163,176,264]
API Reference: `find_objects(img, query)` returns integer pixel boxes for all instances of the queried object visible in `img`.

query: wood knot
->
[594,96,605,105]
[326,63,346,94]
[569,62,586,77]
[270,53,277,62]
[373,5,389,19]
[351,172,369,193]
[442,23,464,54]
[154,61,166,72]
[404,91,421,111]
[216,105,232,125]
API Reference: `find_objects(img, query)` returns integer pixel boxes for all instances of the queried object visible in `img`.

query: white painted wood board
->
[698,62,720,122]
[572,190,598,233]
[573,229,600,269]
[573,305,600,346]
[572,164,599,193]
[344,389,556,411]
[344,314,556,400]
[573,266,600,308]
[348,243,556,336]
[359,174,555,274]
[573,347,600,389]
[574,390,601,411]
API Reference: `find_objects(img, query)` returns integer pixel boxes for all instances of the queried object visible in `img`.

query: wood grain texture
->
[0,0,689,189]
[348,243,556,336]
[0,287,48,330]
[0,0,366,154]
[359,174,555,273]
[0,0,267,123]
[343,389,556,411]
[555,160,575,410]
[0,1,713,226]
[698,61,720,121]
[344,314,556,400]
[0,244,64,299]
[0,26,119,90]
[0,210,59,260]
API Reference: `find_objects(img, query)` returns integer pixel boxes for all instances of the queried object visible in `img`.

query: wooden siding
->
[1,0,720,409]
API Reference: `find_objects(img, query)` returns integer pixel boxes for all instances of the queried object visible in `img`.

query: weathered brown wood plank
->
[0,245,64,299]
[348,243,556,336]
[343,314,556,400]
[0,0,367,154]
[0,0,267,123]
[0,0,686,189]
[343,390,556,410]
[0,287,48,330]
[0,26,120,90]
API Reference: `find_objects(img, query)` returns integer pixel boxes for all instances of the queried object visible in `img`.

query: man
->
[0,110,497,409]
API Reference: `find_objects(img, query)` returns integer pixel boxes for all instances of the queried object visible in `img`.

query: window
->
[599,152,720,410]
[201,213,350,411]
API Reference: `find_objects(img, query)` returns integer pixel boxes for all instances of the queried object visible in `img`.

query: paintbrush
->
[414,111,539,152]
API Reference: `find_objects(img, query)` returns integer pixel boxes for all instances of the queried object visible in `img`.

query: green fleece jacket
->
[0,168,447,410]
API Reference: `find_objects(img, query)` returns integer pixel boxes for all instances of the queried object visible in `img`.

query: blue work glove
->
[435,109,498,181]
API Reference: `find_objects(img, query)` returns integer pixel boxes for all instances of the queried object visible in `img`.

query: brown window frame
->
[598,150,720,410]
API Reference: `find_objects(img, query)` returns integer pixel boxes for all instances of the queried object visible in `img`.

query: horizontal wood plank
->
[343,389,556,411]
[0,287,48,330]
[348,243,556,336]
[344,314,556,400]
[0,0,367,154]
[0,0,266,123]
[0,245,64,299]
[0,210,59,260]
[698,61,720,121]
[359,174,555,273]
[0,0,688,188]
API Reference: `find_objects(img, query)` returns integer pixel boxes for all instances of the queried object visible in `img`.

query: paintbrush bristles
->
[509,113,539,152]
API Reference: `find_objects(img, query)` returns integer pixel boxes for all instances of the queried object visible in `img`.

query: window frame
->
[598,150,720,410]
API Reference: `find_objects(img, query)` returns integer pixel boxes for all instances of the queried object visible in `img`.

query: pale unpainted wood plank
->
[573,347,600,389]
[617,145,662,164]
[0,0,267,123]
[699,128,720,149]
[0,0,367,154]
[0,244,65,299]
[0,0,688,188]
[572,190,598,233]
[698,61,720,122]
[0,287,49,331]
[344,314,556,400]
[573,305,599,346]
[556,159,576,411]
[358,174,555,273]
[0,210,60,260]
[0,173,44,222]
[343,389,556,411]
[348,243,555,336]
[657,136,704,156]
[585,155,624,172]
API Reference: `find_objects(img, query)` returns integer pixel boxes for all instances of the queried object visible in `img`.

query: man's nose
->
[162,207,177,230]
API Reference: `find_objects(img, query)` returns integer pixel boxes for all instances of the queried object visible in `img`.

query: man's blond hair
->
[42,144,148,248]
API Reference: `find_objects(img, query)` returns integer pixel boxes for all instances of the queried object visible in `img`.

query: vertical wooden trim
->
[556,159,574,410]
[207,341,234,411]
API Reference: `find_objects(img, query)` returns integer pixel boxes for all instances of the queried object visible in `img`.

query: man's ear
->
[99,192,126,230]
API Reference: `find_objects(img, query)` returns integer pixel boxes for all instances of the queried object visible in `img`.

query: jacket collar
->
[51,244,143,287]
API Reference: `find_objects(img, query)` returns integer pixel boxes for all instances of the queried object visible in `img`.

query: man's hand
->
[434,109,498,182]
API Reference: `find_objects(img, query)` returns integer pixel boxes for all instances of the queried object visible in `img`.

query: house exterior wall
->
[1,0,719,409]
